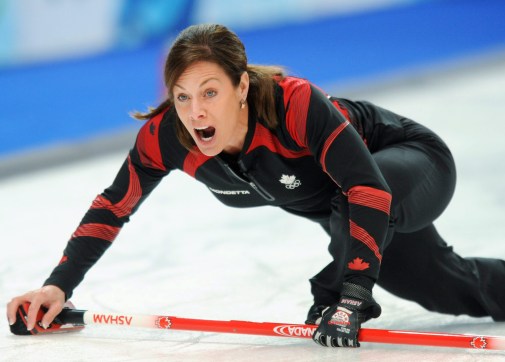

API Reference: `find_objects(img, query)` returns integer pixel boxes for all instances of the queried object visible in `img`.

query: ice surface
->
[1,59,505,361]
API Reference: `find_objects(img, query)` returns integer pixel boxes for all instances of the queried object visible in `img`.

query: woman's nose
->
[190,99,205,120]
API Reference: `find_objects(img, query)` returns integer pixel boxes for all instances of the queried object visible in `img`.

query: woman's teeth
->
[195,126,216,141]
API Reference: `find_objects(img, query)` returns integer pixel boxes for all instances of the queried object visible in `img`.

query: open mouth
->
[194,126,216,142]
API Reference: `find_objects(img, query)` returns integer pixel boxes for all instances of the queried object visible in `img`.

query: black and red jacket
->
[45,76,399,298]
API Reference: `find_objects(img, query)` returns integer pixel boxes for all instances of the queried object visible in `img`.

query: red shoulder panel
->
[278,77,311,148]
[136,111,168,171]
[183,147,212,177]
[246,123,311,158]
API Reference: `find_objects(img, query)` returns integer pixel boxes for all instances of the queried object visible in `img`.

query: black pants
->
[311,117,505,321]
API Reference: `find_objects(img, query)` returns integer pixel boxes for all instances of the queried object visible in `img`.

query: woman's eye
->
[205,90,217,97]
[177,94,188,102]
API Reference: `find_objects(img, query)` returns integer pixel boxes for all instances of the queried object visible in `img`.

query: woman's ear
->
[239,71,250,99]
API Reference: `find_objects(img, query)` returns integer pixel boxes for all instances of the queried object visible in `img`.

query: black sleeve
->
[288,83,392,288]
[44,114,172,299]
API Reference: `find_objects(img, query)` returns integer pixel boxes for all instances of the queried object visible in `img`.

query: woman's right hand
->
[6,285,65,330]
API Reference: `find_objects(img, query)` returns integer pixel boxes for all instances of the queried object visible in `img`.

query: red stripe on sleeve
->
[91,156,142,218]
[319,121,350,173]
[183,147,212,177]
[58,255,68,265]
[331,100,351,121]
[349,220,382,262]
[72,223,121,243]
[348,185,392,215]
[279,77,311,148]
[114,156,142,217]
[136,111,167,171]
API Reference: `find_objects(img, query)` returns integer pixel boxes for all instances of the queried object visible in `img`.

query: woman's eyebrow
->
[174,77,220,91]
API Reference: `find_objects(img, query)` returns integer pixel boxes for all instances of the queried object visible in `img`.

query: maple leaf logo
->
[471,336,487,349]
[348,257,370,271]
[279,175,296,185]
[155,316,172,329]
[279,174,301,189]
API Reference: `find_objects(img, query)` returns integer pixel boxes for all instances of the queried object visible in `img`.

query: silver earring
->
[240,99,246,109]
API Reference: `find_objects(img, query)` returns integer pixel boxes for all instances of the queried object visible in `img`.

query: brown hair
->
[132,24,285,150]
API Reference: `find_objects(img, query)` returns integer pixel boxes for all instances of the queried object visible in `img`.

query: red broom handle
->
[52,309,505,350]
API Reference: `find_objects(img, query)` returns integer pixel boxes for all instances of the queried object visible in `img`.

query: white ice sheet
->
[1,60,505,361]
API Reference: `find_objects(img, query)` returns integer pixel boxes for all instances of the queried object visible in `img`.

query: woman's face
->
[173,61,249,156]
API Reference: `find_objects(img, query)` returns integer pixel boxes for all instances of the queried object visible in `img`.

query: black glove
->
[305,304,328,325]
[312,282,381,348]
